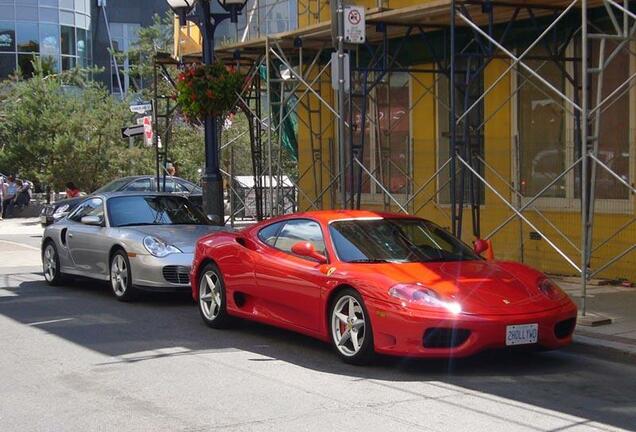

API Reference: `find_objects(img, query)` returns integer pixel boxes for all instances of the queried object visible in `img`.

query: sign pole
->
[337,0,347,209]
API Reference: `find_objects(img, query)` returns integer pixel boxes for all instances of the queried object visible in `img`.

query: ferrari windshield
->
[108,195,210,227]
[329,218,480,263]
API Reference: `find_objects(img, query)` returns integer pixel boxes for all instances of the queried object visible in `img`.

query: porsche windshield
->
[108,195,210,227]
[329,218,480,263]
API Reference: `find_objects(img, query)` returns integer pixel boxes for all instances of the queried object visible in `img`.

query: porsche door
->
[66,197,109,277]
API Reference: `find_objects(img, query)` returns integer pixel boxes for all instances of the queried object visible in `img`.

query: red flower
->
[191,94,197,102]
[206,89,214,98]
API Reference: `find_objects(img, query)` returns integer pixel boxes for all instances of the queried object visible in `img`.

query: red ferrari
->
[190,210,577,364]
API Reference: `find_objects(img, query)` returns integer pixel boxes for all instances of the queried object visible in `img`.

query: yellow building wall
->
[295,58,636,281]
[171,4,635,281]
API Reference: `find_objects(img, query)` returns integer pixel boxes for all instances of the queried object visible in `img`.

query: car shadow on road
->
[1,275,635,431]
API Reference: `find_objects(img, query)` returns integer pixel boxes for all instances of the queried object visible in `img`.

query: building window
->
[16,22,39,53]
[0,5,90,80]
[517,46,567,198]
[436,72,485,205]
[109,22,140,96]
[0,21,16,52]
[349,72,411,197]
[515,42,633,208]
[587,40,631,200]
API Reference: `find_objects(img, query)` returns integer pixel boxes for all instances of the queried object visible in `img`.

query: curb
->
[571,333,636,363]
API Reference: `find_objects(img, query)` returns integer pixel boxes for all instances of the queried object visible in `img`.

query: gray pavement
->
[1,219,636,431]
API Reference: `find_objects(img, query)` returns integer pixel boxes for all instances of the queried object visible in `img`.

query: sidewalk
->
[555,276,636,359]
[0,217,43,273]
[0,217,634,359]
[0,217,44,237]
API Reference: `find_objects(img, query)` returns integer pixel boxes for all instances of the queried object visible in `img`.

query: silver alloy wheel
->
[110,254,128,296]
[199,270,222,321]
[43,244,56,282]
[331,295,366,357]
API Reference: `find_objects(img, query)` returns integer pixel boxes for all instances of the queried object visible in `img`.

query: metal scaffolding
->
[173,0,636,315]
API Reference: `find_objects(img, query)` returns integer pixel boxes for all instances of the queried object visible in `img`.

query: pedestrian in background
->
[65,182,81,198]
[14,179,32,209]
[166,162,176,177]
[3,175,17,218]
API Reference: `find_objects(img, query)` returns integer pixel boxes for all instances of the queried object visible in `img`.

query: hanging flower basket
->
[176,62,244,120]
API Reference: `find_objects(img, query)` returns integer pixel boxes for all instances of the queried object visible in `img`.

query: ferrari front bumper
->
[365,298,578,358]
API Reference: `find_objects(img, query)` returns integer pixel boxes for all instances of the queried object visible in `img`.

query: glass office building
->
[0,0,91,79]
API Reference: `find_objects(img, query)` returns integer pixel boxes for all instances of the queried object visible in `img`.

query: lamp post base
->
[202,173,225,225]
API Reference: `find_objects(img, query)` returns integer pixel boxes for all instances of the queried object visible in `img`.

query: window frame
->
[124,177,154,192]
[256,218,329,263]
[68,197,104,224]
[347,72,413,204]
[511,42,635,214]
[434,72,486,208]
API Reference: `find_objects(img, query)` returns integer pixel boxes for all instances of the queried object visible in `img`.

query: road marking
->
[0,239,40,251]
[27,318,75,326]
[0,288,17,297]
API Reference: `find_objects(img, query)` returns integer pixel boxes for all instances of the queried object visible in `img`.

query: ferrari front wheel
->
[198,263,231,329]
[329,289,375,365]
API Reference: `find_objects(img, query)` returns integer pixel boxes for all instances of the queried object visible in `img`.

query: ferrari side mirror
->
[291,241,327,264]
[473,238,489,255]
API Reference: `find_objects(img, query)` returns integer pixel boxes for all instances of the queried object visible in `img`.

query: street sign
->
[121,124,144,139]
[331,52,350,92]
[343,5,365,44]
[142,116,153,146]
[130,102,152,114]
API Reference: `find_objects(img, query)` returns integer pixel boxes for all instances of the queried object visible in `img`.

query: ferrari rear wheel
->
[329,289,375,364]
[198,263,231,329]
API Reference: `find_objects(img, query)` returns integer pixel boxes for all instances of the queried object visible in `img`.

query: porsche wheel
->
[110,250,137,302]
[42,242,64,286]
[198,263,231,328]
[329,289,375,364]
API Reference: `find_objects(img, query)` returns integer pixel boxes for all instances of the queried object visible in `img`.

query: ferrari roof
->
[291,209,420,224]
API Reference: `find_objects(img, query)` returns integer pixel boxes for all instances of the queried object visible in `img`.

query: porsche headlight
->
[537,277,566,300]
[388,283,462,314]
[143,236,182,257]
[53,204,70,217]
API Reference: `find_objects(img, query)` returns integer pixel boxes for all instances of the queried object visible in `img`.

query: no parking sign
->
[344,5,365,44]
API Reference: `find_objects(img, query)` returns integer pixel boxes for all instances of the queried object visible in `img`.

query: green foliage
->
[0,62,150,191]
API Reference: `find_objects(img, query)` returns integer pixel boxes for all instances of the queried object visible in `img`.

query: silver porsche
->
[41,192,224,301]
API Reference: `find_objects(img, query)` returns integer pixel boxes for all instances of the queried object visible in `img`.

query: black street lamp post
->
[167,0,246,225]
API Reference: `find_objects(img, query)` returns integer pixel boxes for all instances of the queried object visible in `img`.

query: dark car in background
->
[40,175,202,226]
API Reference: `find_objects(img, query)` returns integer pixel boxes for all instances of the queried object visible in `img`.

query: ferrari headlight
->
[143,236,182,257]
[537,277,566,300]
[53,204,70,217]
[388,283,462,314]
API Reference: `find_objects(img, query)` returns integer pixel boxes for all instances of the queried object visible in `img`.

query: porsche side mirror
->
[473,238,489,255]
[291,241,327,264]
[81,215,103,227]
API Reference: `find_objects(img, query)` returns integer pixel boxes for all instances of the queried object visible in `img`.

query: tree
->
[0,60,153,191]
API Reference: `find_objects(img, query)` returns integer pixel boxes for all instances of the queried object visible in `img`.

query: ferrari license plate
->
[506,324,538,346]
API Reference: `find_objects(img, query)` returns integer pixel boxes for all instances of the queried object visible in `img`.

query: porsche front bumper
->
[365,298,578,358]
[130,253,194,292]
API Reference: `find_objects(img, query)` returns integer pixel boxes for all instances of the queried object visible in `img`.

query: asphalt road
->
[1,233,635,432]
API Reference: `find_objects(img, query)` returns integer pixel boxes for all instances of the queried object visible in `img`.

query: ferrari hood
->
[126,225,224,253]
[357,260,557,315]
